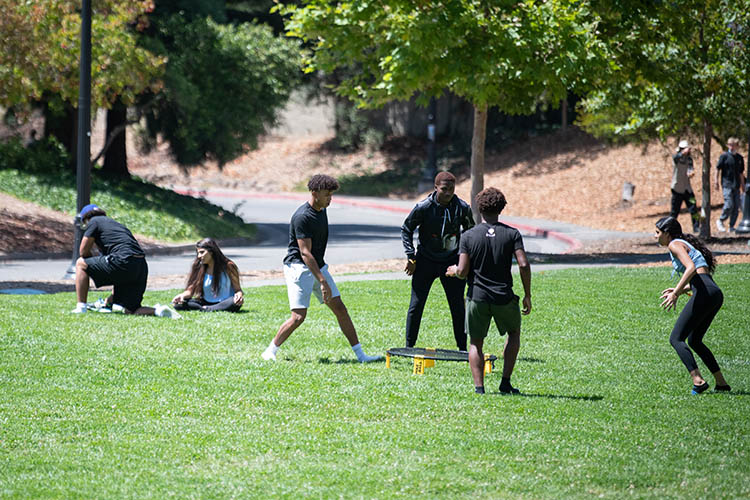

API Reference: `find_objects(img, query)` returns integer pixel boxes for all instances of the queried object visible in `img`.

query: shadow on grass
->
[0,281,75,294]
[318,357,386,365]
[518,357,545,363]
[711,390,750,396]
[487,392,604,401]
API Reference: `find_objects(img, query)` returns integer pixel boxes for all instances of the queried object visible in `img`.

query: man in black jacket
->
[401,172,475,350]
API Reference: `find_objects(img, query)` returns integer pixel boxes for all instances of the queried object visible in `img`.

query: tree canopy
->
[0,0,165,111]
[279,0,610,218]
[137,15,302,166]
[580,0,750,236]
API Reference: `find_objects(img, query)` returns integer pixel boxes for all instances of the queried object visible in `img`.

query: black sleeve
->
[83,218,99,238]
[401,205,423,258]
[292,212,313,240]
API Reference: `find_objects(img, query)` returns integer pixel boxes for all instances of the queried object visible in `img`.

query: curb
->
[175,187,585,253]
[0,237,256,262]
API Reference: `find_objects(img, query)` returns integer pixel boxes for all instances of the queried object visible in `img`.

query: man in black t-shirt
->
[446,188,532,395]
[72,204,175,317]
[261,174,382,363]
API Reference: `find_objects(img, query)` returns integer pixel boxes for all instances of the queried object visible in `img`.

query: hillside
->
[3,124,749,259]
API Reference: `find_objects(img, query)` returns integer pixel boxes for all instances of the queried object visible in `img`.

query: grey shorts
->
[283,263,340,310]
[465,297,521,339]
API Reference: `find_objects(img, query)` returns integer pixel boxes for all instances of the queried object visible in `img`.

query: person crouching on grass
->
[446,188,531,394]
[655,216,731,394]
[261,174,382,363]
[172,238,244,312]
[72,204,178,318]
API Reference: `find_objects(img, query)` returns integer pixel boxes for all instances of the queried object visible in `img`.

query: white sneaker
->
[71,304,87,314]
[261,348,277,361]
[358,353,384,363]
[716,219,727,232]
[154,304,182,319]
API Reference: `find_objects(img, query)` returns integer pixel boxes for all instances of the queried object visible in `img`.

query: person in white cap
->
[670,140,700,233]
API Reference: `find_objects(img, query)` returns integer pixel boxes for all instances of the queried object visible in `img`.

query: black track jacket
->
[401,191,475,262]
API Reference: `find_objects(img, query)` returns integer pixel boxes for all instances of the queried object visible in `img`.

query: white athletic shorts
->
[283,262,340,310]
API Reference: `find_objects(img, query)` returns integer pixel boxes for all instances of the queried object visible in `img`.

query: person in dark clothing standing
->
[72,204,176,317]
[401,172,475,351]
[715,137,746,232]
[446,188,531,394]
[670,140,700,233]
[261,174,382,363]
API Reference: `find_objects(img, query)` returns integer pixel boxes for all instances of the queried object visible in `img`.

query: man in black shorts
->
[446,187,531,394]
[401,171,474,350]
[72,204,175,317]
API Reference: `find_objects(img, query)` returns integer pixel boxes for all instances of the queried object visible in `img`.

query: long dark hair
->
[655,217,716,274]
[185,238,236,298]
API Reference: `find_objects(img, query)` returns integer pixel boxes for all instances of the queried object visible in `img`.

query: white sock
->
[266,341,279,354]
[352,343,365,360]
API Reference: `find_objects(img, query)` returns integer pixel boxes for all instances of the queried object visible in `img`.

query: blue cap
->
[78,204,100,218]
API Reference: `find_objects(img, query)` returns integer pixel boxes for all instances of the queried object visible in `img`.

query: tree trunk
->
[700,119,712,238]
[561,94,568,131]
[470,103,488,223]
[102,99,129,177]
[42,100,77,171]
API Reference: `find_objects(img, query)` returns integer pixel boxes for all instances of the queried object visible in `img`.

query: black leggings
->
[405,254,467,350]
[174,297,240,313]
[669,274,723,373]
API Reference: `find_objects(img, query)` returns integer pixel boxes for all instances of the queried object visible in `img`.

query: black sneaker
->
[499,383,520,395]
[714,384,732,392]
[691,382,710,395]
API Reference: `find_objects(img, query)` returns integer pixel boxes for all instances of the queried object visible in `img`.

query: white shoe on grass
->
[358,353,384,363]
[71,303,87,314]
[261,348,277,361]
[154,304,181,319]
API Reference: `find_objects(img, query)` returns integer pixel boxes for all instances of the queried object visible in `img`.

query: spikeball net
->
[386,347,497,374]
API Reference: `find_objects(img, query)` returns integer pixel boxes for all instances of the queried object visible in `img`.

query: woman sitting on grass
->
[655,216,730,394]
[172,238,244,312]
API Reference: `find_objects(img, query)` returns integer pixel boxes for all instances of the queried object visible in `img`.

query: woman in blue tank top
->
[172,238,244,312]
[655,217,730,394]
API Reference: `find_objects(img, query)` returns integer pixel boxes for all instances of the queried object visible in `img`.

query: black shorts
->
[84,255,148,312]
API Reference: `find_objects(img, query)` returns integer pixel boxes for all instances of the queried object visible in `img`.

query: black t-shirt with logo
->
[284,202,328,268]
[459,222,524,305]
[83,216,144,260]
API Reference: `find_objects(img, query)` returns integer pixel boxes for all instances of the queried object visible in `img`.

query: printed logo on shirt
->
[486,227,496,238]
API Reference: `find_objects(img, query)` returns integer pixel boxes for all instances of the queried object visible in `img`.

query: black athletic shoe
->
[499,383,520,395]
[714,384,732,392]
[691,382,710,395]
[475,386,485,394]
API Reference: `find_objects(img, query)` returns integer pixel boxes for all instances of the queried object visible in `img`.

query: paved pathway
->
[0,189,650,285]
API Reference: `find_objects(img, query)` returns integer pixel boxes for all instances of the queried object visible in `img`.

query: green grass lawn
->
[1,266,749,499]
[0,168,255,243]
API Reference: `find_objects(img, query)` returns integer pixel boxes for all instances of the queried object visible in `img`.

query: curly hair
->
[655,216,716,274]
[307,174,339,192]
[475,187,507,215]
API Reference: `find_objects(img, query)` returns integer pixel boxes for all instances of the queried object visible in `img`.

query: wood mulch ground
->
[2,127,749,289]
